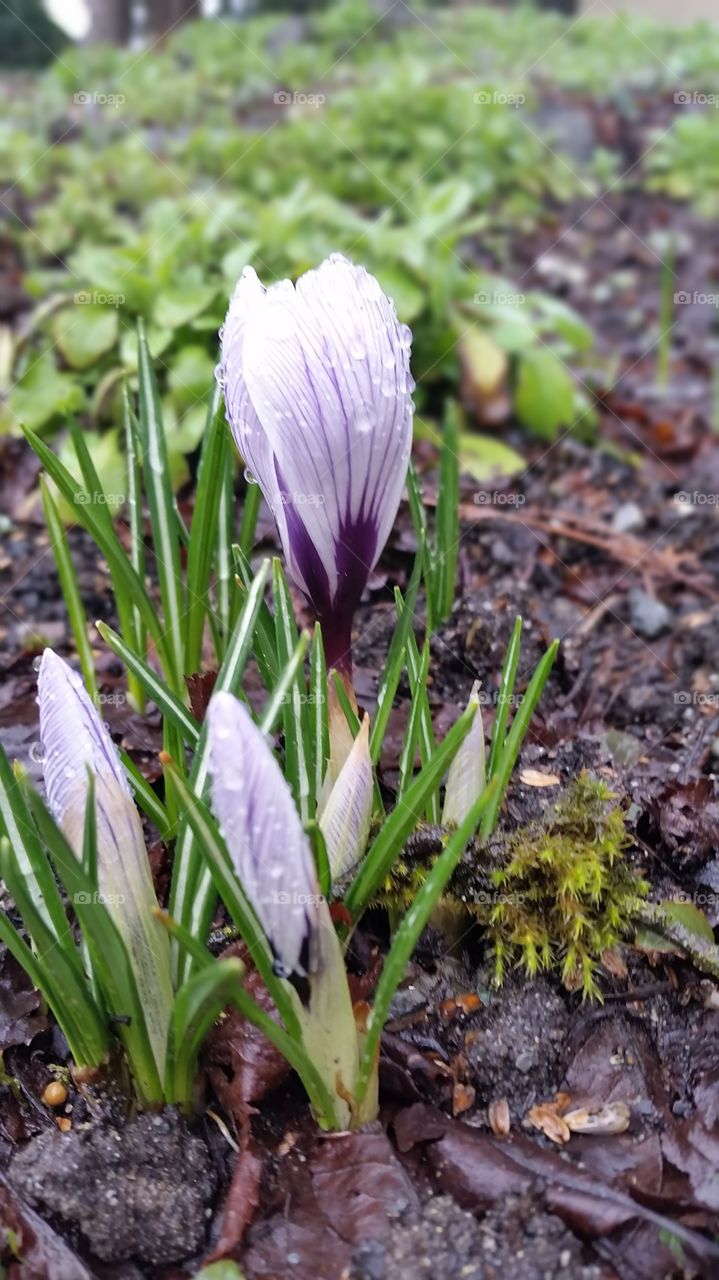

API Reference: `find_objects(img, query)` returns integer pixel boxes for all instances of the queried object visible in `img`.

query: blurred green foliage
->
[1,1,718,478]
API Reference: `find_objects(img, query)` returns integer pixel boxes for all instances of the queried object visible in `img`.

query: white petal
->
[442,683,485,827]
[319,715,373,882]
[38,648,130,831]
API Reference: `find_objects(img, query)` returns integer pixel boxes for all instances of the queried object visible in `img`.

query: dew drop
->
[244,468,258,485]
[399,323,412,350]
[214,362,226,388]
[32,655,42,672]
[381,351,395,369]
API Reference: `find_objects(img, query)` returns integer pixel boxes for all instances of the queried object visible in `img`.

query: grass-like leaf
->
[40,477,98,705]
[169,559,271,984]
[272,558,312,821]
[136,323,185,691]
[185,387,226,675]
[25,784,165,1103]
[345,699,477,923]
[353,779,496,1110]
[97,621,200,747]
[310,624,330,812]
[432,400,460,625]
[0,835,108,1066]
[21,425,177,681]
[486,616,522,781]
[479,639,559,838]
[396,641,430,801]
[368,555,422,767]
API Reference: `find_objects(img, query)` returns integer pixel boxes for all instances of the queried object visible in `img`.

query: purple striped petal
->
[206,691,324,979]
[219,255,414,671]
[38,648,136,854]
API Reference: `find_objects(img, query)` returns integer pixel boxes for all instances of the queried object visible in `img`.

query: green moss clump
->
[374,772,647,999]
[477,773,647,998]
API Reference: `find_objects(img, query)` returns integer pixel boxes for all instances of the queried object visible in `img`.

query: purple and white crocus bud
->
[206,690,325,980]
[218,254,414,676]
[206,690,363,1127]
[37,650,173,1078]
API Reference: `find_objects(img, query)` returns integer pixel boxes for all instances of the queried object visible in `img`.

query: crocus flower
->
[218,253,414,675]
[442,682,485,828]
[37,649,173,1078]
[206,690,363,1126]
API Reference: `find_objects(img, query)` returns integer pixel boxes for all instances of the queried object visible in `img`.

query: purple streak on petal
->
[206,691,323,979]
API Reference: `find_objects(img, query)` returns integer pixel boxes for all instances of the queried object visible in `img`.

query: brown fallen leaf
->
[527,1102,571,1145]
[452,1081,476,1116]
[564,1101,631,1135]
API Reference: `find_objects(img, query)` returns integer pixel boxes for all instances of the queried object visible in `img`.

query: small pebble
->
[42,1081,68,1108]
[611,501,645,534]
[628,587,673,639]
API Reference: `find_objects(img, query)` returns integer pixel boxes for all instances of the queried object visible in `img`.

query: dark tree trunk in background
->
[146,0,202,39]
[85,0,132,44]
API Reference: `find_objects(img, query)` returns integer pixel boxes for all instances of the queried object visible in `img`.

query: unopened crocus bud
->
[319,716,373,882]
[37,650,172,1079]
[442,683,485,828]
[218,254,414,677]
[206,691,367,1128]
[206,690,325,980]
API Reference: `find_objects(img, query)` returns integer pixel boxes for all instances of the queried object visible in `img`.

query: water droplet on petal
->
[214,362,226,388]
[399,324,413,350]
[32,655,42,672]
[244,468,258,485]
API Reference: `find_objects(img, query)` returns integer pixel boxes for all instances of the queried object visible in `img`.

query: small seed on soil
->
[42,1081,68,1108]
[488,1097,510,1137]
